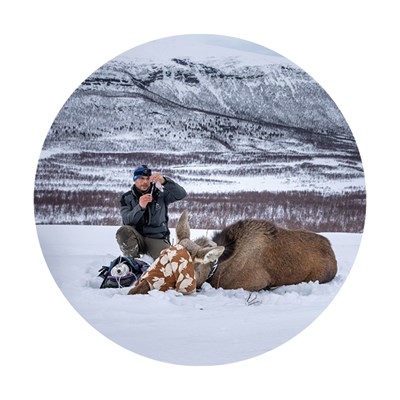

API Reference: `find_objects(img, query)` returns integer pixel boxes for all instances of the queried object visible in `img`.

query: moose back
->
[178,210,337,291]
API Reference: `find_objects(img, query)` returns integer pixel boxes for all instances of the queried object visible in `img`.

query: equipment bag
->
[98,256,150,289]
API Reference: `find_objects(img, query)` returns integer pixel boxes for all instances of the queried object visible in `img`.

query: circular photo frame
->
[34,34,366,366]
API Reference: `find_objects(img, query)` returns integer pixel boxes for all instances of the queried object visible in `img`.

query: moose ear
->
[176,209,190,241]
[199,246,225,264]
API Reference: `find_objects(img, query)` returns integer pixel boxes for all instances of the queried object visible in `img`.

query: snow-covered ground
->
[36,224,361,366]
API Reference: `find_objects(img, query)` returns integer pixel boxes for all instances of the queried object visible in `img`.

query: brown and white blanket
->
[133,244,197,294]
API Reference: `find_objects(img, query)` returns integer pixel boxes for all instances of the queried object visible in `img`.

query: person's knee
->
[116,225,135,241]
[116,225,141,258]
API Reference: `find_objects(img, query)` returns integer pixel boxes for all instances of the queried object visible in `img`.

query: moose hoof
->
[128,280,151,295]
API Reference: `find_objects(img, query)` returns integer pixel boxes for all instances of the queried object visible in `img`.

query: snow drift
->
[36,224,361,366]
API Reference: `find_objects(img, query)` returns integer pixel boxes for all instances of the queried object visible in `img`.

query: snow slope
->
[36,225,361,366]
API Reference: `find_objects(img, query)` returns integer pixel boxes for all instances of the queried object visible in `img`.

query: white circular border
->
[3,1,398,399]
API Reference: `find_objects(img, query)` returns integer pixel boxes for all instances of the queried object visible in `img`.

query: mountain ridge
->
[45,56,356,158]
[36,49,365,230]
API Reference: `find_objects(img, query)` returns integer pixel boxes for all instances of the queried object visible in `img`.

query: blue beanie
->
[133,165,152,181]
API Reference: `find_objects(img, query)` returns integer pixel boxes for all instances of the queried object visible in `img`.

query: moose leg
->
[210,256,273,291]
[128,279,151,295]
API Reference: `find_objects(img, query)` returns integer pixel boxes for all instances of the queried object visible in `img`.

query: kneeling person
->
[116,165,187,260]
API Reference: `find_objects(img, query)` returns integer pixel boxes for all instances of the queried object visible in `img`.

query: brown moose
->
[128,210,337,294]
[179,210,337,291]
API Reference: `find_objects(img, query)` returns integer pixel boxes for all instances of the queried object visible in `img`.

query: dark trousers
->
[116,225,170,260]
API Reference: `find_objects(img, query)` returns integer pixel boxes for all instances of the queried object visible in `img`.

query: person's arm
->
[120,193,145,226]
[162,177,187,204]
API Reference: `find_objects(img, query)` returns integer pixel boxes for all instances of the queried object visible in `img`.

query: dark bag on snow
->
[98,256,150,289]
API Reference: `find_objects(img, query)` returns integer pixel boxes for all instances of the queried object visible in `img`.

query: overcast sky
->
[116,34,287,65]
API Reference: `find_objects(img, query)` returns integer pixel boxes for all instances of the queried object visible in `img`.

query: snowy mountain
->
[44,42,355,154]
[34,35,365,231]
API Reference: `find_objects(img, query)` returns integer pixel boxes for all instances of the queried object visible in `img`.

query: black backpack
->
[98,256,150,289]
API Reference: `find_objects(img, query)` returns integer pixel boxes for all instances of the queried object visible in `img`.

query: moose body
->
[205,219,337,291]
[177,210,337,291]
[128,210,337,295]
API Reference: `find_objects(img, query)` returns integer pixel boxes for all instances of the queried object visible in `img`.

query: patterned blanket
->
[132,244,197,294]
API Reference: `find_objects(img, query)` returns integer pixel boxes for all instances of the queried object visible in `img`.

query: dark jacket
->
[120,177,187,239]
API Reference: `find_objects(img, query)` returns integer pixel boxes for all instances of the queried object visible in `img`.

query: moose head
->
[176,210,225,286]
